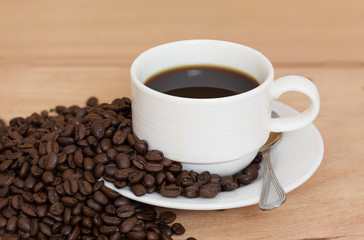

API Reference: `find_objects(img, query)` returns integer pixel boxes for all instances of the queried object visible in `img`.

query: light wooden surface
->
[1,1,364,239]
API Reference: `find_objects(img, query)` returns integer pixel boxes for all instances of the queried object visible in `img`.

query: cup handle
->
[270,75,320,132]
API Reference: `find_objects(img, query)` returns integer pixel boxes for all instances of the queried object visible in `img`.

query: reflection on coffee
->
[145,65,259,98]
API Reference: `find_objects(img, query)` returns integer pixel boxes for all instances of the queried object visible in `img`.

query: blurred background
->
[0,0,363,119]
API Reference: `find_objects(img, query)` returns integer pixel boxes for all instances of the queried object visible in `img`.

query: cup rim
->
[130,39,274,103]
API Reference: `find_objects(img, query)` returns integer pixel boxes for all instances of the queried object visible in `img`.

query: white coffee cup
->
[130,40,320,176]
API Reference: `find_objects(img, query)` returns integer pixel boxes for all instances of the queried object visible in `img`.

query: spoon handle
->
[259,150,287,210]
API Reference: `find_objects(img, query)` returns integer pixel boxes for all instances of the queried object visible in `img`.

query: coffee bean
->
[0,217,7,228]
[0,197,8,210]
[101,185,119,199]
[115,153,130,169]
[160,184,181,198]
[199,183,221,198]
[221,176,239,191]
[61,196,78,207]
[235,173,252,185]
[134,140,148,154]
[117,204,135,218]
[102,215,121,225]
[86,97,98,107]
[6,216,18,233]
[142,174,155,187]
[39,222,52,237]
[184,185,200,198]
[112,130,127,145]
[242,166,259,179]
[50,202,65,215]
[132,155,146,170]
[160,211,177,224]
[93,191,108,205]
[131,184,147,197]
[91,121,105,139]
[78,180,92,195]
[145,162,164,173]
[93,163,105,179]
[159,223,173,237]
[145,150,164,161]
[120,216,138,233]
[33,192,48,204]
[0,159,13,172]
[20,202,37,217]
[68,226,81,240]
[197,171,211,184]
[172,222,185,235]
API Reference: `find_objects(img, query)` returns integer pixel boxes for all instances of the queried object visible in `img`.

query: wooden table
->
[1,1,363,239]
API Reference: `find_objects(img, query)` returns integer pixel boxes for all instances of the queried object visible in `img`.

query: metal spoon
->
[259,112,286,210]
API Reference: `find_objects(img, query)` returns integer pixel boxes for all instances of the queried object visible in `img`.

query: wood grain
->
[0,1,363,239]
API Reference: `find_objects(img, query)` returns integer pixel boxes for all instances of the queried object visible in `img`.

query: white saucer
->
[104,101,324,210]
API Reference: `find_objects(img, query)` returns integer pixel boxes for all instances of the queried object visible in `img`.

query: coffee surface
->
[145,65,259,98]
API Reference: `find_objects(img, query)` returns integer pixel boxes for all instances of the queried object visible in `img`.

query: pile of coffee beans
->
[0,96,261,239]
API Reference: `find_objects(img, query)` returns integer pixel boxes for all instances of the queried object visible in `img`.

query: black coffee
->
[145,65,259,98]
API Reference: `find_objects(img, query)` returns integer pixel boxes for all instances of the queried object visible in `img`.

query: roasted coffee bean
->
[134,140,148,154]
[93,190,108,205]
[102,215,121,225]
[101,185,119,199]
[6,216,18,233]
[99,225,117,235]
[104,164,118,176]
[35,205,48,218]
[94,153,108,164]
[145,150,164,161]
[42,170,55,184]
[17,216,31,232]
[160,184,181,198]
[131,184,147,197]
[117,204,135,218]
[120,216,138,233]
[159,223,173,237]
[115,153,130,169]
[50,202,65,215]
[167,162,182,173]
[33,192,48,204]
[160,211,177,224]
[0,159,13,172]
[91,121,105,139]
[79,180,92,195]
[184,185,200,198]
[21,202,37,217]
[0,217,7,228]
[155,172,166,185]
[93,163,105,179]
[221,176,239,191]
[132,155,146,170]
[242,166,259,179]
[235,173,253,185]
[61,196,78,207]
[0,197,8,210]
[39,222,52,237]
[145,162,164,173]
[197,171,211,184]
[86,96,98,107]
[128,170,144,183]
[142,174,155,187]
[165,171,175,183]
[199,183,221,198]
[112,130,127,145]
